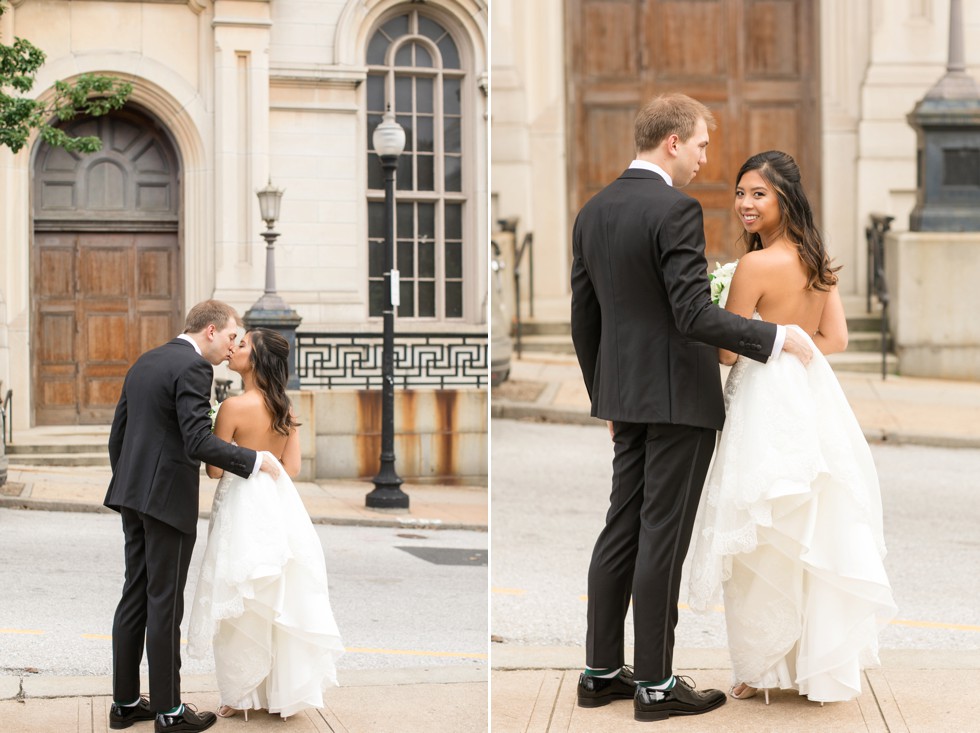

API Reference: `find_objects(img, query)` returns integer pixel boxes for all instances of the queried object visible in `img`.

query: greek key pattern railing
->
[295,332,488,389]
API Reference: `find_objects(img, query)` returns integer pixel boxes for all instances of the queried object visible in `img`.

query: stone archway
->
[32,107,182,425]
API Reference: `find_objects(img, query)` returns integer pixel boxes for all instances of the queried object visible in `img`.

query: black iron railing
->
[865,214,894,380]
[295,332,488,389]
[496,219,534,358]
[1,383,11,445]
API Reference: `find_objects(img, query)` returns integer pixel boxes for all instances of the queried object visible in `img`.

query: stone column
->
[212,0,273,302]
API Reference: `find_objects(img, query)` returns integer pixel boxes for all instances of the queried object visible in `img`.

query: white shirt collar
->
[629,159,673,187]
[177,333,202,356]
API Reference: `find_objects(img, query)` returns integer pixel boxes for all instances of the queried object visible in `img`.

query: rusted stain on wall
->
[434,390,458,477]
[356,390,381,477]
[352,388,467,479]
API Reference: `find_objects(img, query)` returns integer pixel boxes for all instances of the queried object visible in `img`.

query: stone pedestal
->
[243,304,303,390]
[885,230,980,379]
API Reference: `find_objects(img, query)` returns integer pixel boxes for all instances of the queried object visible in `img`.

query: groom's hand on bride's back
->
[782,329,813,366]
[258,454,281,479]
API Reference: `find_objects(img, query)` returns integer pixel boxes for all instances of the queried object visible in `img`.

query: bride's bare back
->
[720,240,847,363]
[206,390,300,478]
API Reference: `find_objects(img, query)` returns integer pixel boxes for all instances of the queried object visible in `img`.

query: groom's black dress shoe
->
[634,676,726,722]
[154,705,217,733]
[577,665,636,707]
[109,697,155,729]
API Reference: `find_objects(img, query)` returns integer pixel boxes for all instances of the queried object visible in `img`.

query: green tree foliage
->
[0,1,132,153]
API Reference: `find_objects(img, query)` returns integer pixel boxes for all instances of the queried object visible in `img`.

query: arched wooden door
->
[566,0,821,264]
[32,108,182,425]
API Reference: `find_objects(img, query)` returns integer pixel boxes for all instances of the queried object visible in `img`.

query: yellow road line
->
[0,628,43,635]
[575,598,980,632]
[889,618,980,632]
[492,587,526,595]
[344,647,487,659]
[73,633,486,659]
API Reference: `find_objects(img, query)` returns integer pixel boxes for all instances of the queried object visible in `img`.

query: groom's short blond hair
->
[183,300,241,333]
[634,93,716,154]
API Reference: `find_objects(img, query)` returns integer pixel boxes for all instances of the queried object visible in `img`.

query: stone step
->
[846,331,892,354]
[514,334,575,355]
[516,313,889,339]
[8,453,111,467]
[7,442,109,455]
[515,333,893,358]
[515,319,570,337]
[826,351,899,375]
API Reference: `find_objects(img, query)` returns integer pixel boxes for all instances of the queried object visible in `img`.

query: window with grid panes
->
[366,10,465,319]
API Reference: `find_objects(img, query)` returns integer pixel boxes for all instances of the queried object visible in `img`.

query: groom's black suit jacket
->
[571,168,777,430]
[104,338,256,534]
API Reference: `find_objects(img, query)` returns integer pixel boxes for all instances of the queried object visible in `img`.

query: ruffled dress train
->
[688,326,897,702]
[188,453,344,717]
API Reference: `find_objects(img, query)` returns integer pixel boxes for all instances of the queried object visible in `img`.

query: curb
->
[492,401,980,450]
[0,666,490,702]
[0,496,488,532]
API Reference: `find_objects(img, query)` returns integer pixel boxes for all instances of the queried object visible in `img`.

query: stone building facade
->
[0,0,488,431]
[492,0,980,318]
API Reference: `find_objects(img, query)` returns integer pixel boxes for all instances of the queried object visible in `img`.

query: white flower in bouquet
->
[208,403,218,433]
[709,260,738,308]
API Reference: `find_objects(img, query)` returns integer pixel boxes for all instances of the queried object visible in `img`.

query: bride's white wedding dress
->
[188,452,344,717]
[688,322,897,702]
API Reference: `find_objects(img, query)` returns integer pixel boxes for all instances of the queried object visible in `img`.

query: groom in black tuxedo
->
[104,300,278,732]
[571,94,812,722]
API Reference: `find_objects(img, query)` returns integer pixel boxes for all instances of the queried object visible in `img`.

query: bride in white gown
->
[688,151,896,704]
[187,328,344,719]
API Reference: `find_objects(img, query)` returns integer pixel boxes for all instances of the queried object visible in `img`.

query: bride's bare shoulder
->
[216,392,264,421]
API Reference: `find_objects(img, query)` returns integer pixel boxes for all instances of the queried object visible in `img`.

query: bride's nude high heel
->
[730,683,769,705]
[217,706,249,721]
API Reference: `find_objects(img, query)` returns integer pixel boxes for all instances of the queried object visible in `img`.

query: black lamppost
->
[244,180,302,388]
[366,107,410,509]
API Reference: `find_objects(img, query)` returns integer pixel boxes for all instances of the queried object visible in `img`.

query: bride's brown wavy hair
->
[246,328,299,436]
[735,150,840,291]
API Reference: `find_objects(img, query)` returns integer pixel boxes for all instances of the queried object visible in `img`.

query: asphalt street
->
[490,418,980,653]
[0,509,488,677]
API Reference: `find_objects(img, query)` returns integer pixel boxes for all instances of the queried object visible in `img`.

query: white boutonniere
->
[709,260,738,308]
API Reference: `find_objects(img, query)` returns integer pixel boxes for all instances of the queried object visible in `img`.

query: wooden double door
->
[567,0,821,263]
[33,232,180,424]
[32,108,181,425]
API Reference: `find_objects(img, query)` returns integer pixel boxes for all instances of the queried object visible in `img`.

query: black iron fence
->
[295,332,488,389]
[1,383,11,445]
[865,213,894,381]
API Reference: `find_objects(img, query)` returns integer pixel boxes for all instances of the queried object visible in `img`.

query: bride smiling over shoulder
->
[688,150,896,706]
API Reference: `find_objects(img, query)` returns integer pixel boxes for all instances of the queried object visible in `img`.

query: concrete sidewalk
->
[492,352,980,449]
[492,646,980,732]
[0,667,487,732]
[0,463,488,531]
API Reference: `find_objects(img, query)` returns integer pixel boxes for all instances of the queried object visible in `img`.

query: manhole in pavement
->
[396,547,487,566]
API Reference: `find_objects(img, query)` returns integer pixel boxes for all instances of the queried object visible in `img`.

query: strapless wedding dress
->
[188,453,344,717]
[688,323,896,702]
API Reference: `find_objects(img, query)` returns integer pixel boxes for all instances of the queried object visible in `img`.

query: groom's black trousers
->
[586,421,715,682]
[112,508,196,712]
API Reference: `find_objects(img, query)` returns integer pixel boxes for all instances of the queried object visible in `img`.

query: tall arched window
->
[366,9,465,320]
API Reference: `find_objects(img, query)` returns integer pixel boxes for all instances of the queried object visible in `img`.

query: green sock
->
[584,666,622,678]
[114,698,140,707]
[162,704,183,716]
[637,675,675,690]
